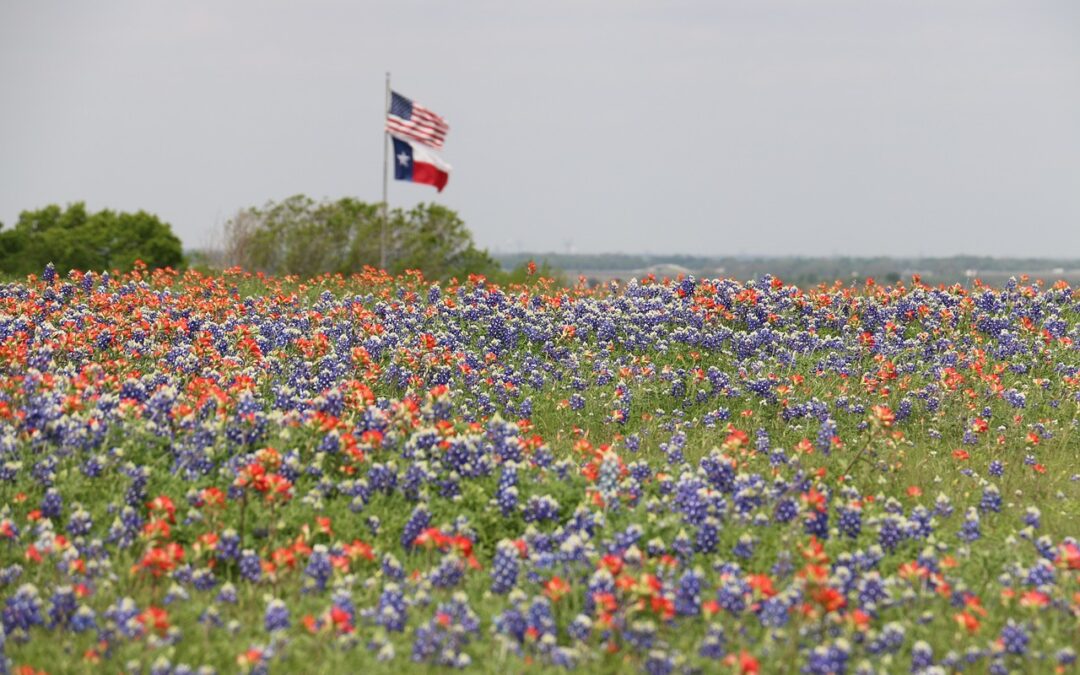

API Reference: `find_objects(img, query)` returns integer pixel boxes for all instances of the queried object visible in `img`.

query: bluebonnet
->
[999,620,1029,655]
[303,545,332,592]
[239,550,262,582]
[375,584,408,632]
[490,540,519,594]
[979,484,1002,513]
[958,508,981,542]
[674,568,704,616]
[3,584,44,639]
[910,640,934,671]
[400,504,431,550]
[264,598,290,632]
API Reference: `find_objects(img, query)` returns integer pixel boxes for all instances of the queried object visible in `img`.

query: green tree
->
[222,196,501,281]
[0,202,184,275]
[387,203,501,280]
[225,195,379,277]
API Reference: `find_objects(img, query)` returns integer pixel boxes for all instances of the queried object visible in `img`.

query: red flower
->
[593,592,617,613]
[316,516,333,536]
[198,487,226,509]
[954,611,980,634]
[240,648,264,667]
[263,474,293,501]
[800,537,829,565]
[544,576,570,601]
[813,586,847,613]
[649,594,675,619]
[135,543,184,577]
[1020,590,1050,608]
[726,650,760,674]
[343,539,375,562]
[600,554,623,577]
[848,608,871,631]
[871,405,895,427]
[138,606,170,636]
[147,495,176,522]
[747,574,777,598]
[141,519,171,541]
[801,487,827,512]
[329,606,354,633]
[1056,542,1080,570]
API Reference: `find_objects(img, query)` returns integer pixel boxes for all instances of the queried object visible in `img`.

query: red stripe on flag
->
[410,106,448,132]
[411,161,449,192]
[386,119,446,148]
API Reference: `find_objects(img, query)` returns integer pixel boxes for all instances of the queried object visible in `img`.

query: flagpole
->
[381,71,390,271]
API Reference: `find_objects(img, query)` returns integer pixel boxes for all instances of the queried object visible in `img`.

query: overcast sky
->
[2,1,1079,257]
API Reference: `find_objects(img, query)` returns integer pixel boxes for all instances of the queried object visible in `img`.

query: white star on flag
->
[397,151,410,166]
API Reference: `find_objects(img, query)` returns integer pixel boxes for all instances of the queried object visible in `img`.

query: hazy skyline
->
[2,1,1079,258]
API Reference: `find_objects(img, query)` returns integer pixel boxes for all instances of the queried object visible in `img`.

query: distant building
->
[640,263,694,277]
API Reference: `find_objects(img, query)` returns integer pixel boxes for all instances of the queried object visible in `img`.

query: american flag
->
[386,91,449,149]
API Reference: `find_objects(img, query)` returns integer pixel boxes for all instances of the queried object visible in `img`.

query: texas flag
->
[391,135,451,192]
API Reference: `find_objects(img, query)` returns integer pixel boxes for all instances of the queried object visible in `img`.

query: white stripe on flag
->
[394,134,452,172]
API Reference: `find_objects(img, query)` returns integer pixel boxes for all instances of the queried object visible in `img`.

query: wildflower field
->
[1,264,1078,675]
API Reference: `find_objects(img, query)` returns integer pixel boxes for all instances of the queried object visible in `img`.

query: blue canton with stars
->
[392,136,414,182]
[390,92,413,120]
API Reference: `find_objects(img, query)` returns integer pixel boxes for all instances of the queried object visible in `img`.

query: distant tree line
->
[21,198,1070,287]
[497,252,1080,287]
[1,197,542,283]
